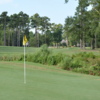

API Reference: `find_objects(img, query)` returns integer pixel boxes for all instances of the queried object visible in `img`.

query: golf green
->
[0,61,100,100]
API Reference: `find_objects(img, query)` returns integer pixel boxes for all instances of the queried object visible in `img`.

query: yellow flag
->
[23,35,28,45]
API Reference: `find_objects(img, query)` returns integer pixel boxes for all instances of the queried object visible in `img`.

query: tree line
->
[64,0,100,49]
[0,11,63,47]
[0,0,100,49]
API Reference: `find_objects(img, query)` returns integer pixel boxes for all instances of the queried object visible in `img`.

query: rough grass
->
[0,61,100,100]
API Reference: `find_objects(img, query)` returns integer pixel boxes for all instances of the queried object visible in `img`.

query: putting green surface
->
[0,61,100,100]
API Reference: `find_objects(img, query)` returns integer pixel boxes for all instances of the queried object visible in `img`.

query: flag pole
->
[24,44,26,84]
[23,35,28,84]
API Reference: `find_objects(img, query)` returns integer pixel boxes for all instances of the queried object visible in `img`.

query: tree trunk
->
[14,28,17,46]
[4,25,6,46]
[82,33,85,49]
[95,33,97,49]
[66,38,68,47]
[35,27,38,47]
[56,43,58,48]
[45,31,46,44]
[17,28,20,46]
[16,28,18,46]
[91,37,95,50]
[8,33,10,46]
[12,32,14,46]
[80,38,83,49]
[37,32,39,47]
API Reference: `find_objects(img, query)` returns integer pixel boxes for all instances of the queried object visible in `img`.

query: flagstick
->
[24,45,26,84]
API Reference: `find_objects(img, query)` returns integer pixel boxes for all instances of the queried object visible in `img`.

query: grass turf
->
[0,46,100,56]
[0,61,100,100]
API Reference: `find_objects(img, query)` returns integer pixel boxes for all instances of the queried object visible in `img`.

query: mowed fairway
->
[0,46,100,56]
[0,61,100,100]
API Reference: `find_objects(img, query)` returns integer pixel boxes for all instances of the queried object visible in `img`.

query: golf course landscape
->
[1,0,100,100]
[0,46,100,100]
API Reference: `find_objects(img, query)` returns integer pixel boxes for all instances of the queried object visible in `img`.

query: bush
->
[26,44,51,64]
[0,55,24,61]
[40,44,50,54]
[47,54,56,65]
[26,54,34,62]
[72,52,96,60]
[96,58,100,66]
[47,53,65,65]
[60,56,72,70]
[73,67,90,74]
[87,58,100,67]
[30,52,41,63]
[1,48,100,76]
[38,52,49,64]
[37,44,51,64]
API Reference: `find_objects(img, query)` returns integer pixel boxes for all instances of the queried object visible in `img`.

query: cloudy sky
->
[0,0,78,25]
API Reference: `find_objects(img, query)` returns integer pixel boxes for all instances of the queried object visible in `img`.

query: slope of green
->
[0,61,100,100]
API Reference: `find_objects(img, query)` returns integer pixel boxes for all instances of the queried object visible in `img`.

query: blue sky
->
[0,0,78,25]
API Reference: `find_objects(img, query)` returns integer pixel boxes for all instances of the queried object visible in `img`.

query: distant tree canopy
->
[0,11,63,47]
[64,0,100,49]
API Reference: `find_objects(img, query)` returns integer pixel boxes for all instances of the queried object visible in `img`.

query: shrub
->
[71,57,83,68]
[31,52,41,63]
[87,58,100,67]
[47,53,65,65]
[26,44,51,64]
[72,52,96,60]
[96,58,100,66]
[74,67,90,74]
[38,52,49,64]
[40,44,50,54]
[36,44,51,64]
[26,54,34,62]
[60,56,72,70]
[47,54,56,65]
[17,55,24,61]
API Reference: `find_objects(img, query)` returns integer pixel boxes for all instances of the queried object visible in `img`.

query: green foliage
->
[40,44,50,54]
[60,52,100,76]
[72,52,96,59]
[60,56,86,70]
[47,53,65,65]
[26,54,34,62]
[26,44,51,64]
[72,56,100,76]
[47,54,56,65]
[0,55,24,61]
[0,46,100,76]
[60,56,72,70]
[37,44,51,64]
[71,58,83,68]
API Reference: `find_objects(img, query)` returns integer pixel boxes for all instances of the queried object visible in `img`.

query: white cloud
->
[0,0,13,5]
